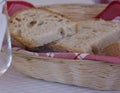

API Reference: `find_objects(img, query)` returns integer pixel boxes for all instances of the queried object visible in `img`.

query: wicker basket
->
[12,50,120,90]
[12,4,120,90]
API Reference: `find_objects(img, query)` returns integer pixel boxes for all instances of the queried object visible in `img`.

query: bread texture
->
[102,42,120,56]
[9,8,120,54]
[49,19,120,54]
[9,8,77,48]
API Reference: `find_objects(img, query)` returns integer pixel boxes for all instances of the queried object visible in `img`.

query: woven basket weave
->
[12,50,120,90]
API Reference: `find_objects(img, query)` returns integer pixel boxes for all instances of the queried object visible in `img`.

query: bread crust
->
[11,32,35,48]
[49,43,84,53]
[102,42,120,56]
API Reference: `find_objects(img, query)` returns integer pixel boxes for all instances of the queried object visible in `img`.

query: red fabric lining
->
[7,1,34,17]
[96,1,120,20]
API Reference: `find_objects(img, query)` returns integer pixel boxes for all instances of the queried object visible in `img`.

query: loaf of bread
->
[9,8,77,48]
[49,19,120,54]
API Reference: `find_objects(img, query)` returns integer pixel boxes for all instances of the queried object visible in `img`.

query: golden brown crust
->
[102,42,120,56]
[10,32,35,48]
[49,43,83,53]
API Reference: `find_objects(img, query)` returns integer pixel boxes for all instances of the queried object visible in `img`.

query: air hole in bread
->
[29,21,37,27]
[10,20,13,23]
[59,28,65,37]
[22,18,25,20]
[15,18,21,22]
[54,15,58,18]
[92,46,99,54]
[109,65,114,67]
[92,30,97,32]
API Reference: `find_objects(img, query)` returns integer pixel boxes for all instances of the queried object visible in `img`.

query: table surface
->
[0,0,120,93]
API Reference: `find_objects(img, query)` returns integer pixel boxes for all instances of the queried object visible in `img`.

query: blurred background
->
[17,0,114,6]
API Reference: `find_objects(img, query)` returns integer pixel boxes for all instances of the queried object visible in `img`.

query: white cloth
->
[0,0,119,93]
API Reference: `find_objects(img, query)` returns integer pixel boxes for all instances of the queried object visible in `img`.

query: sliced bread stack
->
[9,7,120,55]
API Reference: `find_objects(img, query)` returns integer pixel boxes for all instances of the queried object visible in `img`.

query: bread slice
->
[49,19,120,54]
[9,8,77,48]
